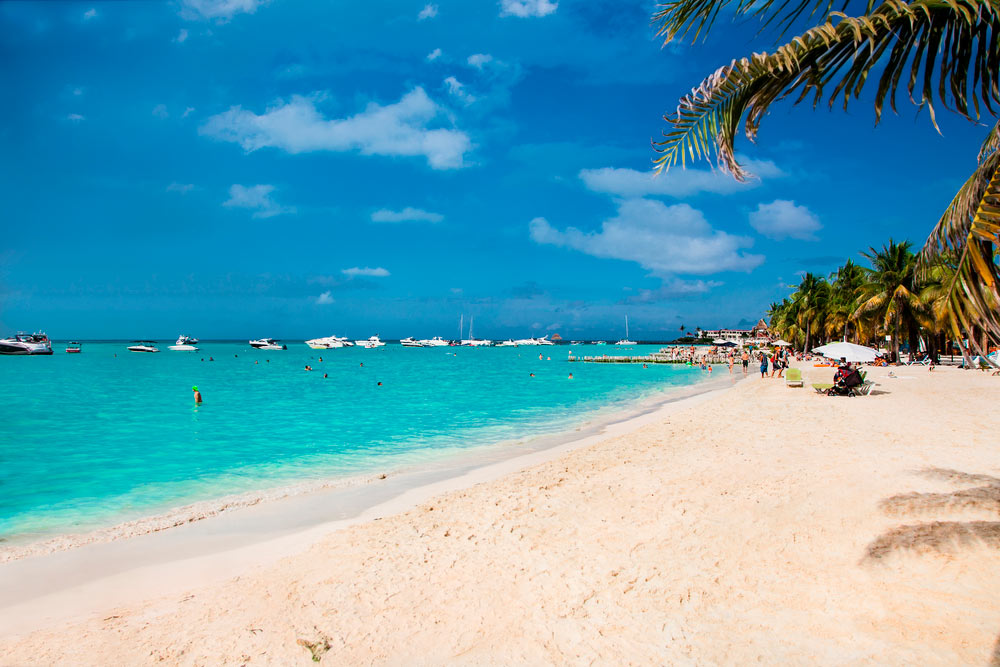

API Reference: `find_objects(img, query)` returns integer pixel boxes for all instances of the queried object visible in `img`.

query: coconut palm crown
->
[651,0,1000,357]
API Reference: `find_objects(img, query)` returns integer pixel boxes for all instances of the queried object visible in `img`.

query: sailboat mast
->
[469,315,474,341]
[459,314,464,341]
[625,315,629,340]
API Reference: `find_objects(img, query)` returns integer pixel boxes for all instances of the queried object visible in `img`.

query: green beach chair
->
[785,368,804,387]
[812,383,834,394]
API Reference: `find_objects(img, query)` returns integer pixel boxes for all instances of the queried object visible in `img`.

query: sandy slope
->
[2,363,998,665]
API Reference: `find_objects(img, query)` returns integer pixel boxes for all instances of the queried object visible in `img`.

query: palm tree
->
[650,0,1000,356]
[827,260,867,342]
[791,272,828,352]
[854,240,924,362]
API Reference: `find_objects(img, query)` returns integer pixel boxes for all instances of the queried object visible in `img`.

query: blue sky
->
[0,0,991,339]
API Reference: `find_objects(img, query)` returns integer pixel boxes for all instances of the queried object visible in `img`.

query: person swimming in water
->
[192,386,202,404]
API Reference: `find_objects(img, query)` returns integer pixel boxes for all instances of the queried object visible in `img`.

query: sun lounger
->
[785,368,804,387]
[855,380,876,396]
[812,383,834,393]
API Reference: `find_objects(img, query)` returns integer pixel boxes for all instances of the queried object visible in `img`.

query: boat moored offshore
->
[168,335,199,351]
[127,341,160,353]
[0,332,53,355]
[250,338,287,350]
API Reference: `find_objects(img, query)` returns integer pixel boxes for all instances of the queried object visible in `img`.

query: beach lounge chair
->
[785,368,804,387]
[825,368,865,396]
[812,383,834,393]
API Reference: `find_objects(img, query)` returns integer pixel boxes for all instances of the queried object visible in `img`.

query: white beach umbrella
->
[773,340,792,347]
[812,341,879,363]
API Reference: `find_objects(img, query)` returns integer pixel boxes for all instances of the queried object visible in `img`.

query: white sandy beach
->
[1,363,998,665]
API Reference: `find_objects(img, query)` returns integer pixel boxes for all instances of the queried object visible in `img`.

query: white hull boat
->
[169,335,199,351]
[418,336,450,347]
[128,341,160,353]
[400,337,424,347]
[250,338,287,350]
[354,336,386,348]
[0,332,53,355]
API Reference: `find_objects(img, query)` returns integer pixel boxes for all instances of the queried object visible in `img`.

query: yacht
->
[305,336,352,349]
[127,341,160,353]
[66,341,82,354]
[250,338,287,350]
[400,337,424,347]
[496,339,518,347]
[615,316,637,346]
[459,317,492,346]
[0,332,53,355]
[418,336,450,347]
[535,335,555,346]
[168,335,199,351]
[354,335,386,348]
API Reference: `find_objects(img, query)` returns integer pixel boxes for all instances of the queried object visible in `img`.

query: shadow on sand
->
[865,468,1000,665]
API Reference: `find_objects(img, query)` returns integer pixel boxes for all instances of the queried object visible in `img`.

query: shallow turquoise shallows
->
[0,342,709,542]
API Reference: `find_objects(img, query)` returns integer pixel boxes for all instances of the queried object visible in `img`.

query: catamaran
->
[615,316,637,346]
[460,316,492,346]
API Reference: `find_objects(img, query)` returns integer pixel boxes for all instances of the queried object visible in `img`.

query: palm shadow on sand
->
[864,468,1000,665]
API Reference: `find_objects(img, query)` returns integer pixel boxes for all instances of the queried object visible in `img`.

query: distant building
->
[702,319,772,346]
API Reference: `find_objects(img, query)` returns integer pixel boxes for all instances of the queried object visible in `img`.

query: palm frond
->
[653,0,1000,179]
[918,148,1000,357]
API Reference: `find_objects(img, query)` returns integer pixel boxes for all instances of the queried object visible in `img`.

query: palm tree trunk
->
[892,313,901,363]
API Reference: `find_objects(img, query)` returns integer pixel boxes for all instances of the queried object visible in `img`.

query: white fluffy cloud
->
[342,267,390,278]
[626,278,724,303]
[467,53,494,69]
[749,199,821,240]
[181,0,262,20]
[427,48,442,61]
[223,184,295,218]
[200,88,471,170]
[579,159,783,198]
[67,113,85,122]
[83,8,97,20]
[418,4,438,20]
[529,198,763,275]
[371,207,443,223]
[443,77,475,105]
[175,28,189,43]
[315,291,334,305]
[500,0,557,17]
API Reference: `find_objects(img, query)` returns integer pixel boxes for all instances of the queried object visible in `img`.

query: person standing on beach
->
[759,353,769,378]
[741,351,750,374]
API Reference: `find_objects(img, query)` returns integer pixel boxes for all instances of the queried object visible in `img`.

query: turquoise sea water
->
[0,342,710,543]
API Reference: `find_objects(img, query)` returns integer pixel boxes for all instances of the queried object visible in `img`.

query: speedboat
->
[0,332,53,355]
[305,336,352,349]
[354,335,386,348]
[250,338,287,350]
[417,336,450,347]
[496,339,518,347]
[127,341,160,353]
[168,335,199,351]
[400,337,424,347]
[66,341,82,353]
[460,338,493,347]
[535,336,555,346]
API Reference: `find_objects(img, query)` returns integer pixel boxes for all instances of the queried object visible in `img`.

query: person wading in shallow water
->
[192,386,202,404]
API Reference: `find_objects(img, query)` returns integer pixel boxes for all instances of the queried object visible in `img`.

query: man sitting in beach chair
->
[826,367,864,396]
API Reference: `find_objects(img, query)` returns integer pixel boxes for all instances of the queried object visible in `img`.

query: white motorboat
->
[0,332,53,355]
[400,337,424,347]
[250,338,287,350]
[168,335,199,351]
[615,316,637,346]
[535,335,555,346]
[496,339,518,347]
[418,336,450,347]
[128,341,160,353]
[354,335,386,348]
[305,336,352,349]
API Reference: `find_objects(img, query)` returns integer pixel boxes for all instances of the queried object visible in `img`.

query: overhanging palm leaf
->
[918,124,1000,355]
[653,0,1000,179]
